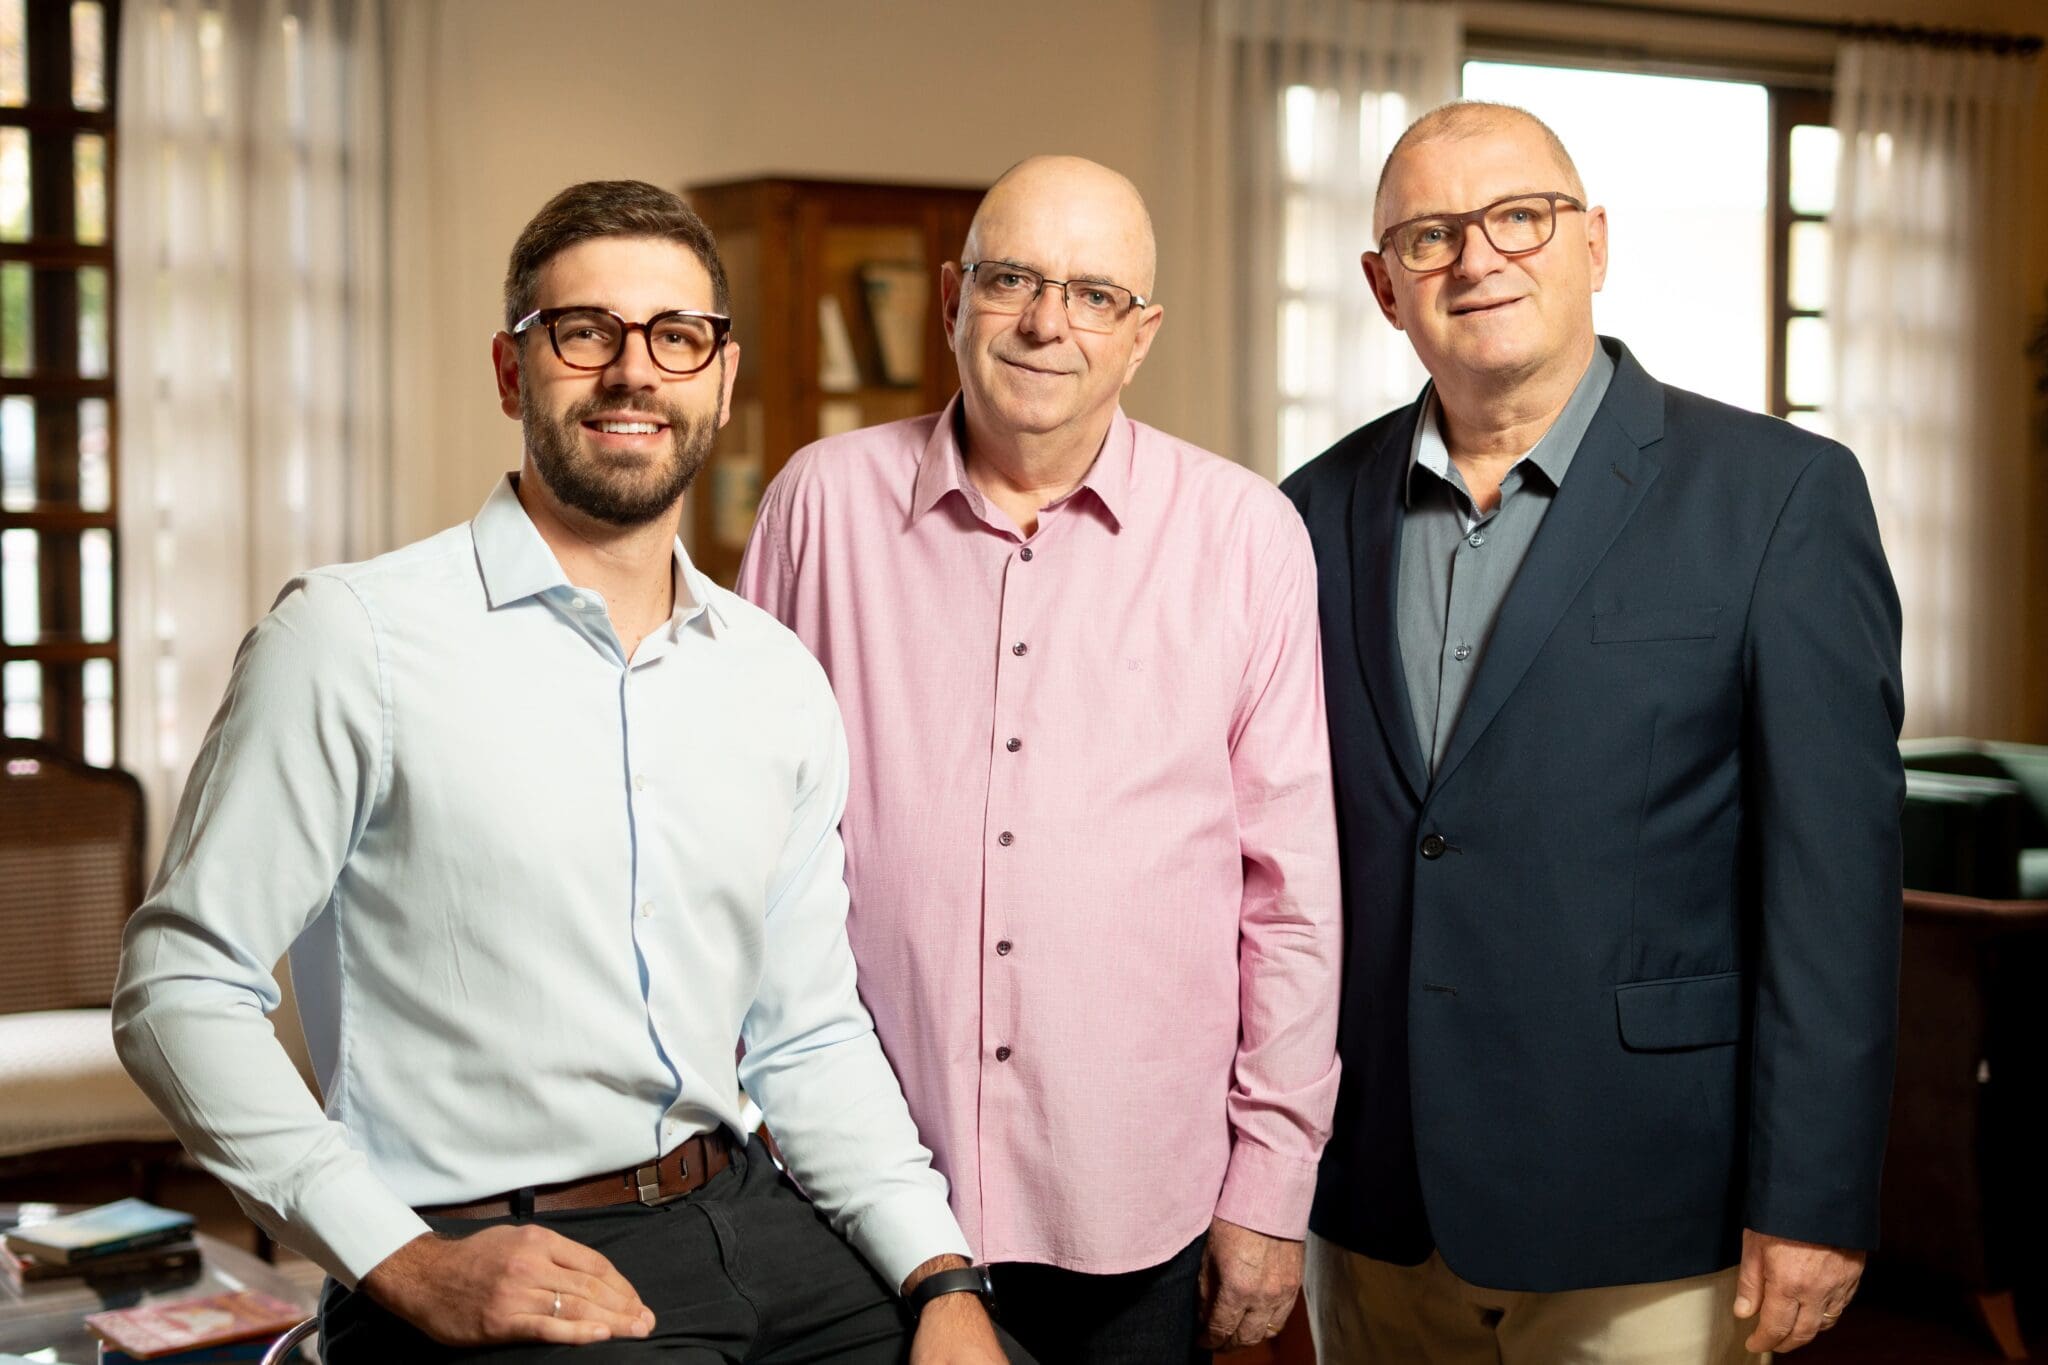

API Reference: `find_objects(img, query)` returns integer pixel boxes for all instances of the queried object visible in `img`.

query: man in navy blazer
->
[1283,102,1904,1362]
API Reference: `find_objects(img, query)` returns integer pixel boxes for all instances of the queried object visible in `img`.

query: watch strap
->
[906,1264,994,1316]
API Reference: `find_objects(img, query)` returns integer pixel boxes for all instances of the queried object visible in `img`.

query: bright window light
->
[1461,62,1770,413]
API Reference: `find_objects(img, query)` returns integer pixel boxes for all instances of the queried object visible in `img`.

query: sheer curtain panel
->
[1830,39,2039,739]
[117,0,391,853]
[1200,0,1460,481]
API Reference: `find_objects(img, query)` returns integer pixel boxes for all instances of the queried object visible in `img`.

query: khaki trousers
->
[1304,1234,1766,1365]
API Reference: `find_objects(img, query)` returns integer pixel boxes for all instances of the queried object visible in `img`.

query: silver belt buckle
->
[635,1158,685,1207]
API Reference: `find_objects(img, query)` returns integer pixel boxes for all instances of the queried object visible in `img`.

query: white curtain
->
[1830,40,2039,739]
[1199,0,1460,481]
[117,0,392,854]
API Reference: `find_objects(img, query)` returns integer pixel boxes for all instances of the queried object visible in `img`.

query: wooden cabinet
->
[681,177,986,585]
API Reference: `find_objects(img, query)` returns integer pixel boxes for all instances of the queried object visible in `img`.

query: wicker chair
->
[0,737,179,1193]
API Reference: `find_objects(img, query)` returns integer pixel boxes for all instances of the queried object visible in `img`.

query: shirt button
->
[996,940,1013,955]
[1420,834,1448,860]
[1006,737,1022,752]
[633,773,647,791]
[995,1046,1012,1062]
[1453,643,1472,662]
[1020,546,1035,562]
[1012,642,1029,657]
[998,831,1015,847]
[1468,532,1485,548]
[639,901,654,918]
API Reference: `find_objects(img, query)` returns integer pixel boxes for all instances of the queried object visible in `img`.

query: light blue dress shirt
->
[113,476,967,1289]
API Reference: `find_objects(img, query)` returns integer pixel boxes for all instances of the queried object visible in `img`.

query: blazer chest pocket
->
[1592,606,1722,644]
[1615,971,1743,1051]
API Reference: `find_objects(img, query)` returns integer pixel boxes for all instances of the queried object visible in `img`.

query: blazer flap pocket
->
[1592,606,1722,643]
[1615,971,1743,1051]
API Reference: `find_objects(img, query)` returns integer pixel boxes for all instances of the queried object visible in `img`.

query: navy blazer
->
[1282,338,1905,1292]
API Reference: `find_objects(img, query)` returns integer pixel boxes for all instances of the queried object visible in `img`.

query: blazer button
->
[1420,833,1447,859]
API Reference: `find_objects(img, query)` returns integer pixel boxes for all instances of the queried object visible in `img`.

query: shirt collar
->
[471,474,729,637]
[1404,345,1616,508]
[910,394,1131,532]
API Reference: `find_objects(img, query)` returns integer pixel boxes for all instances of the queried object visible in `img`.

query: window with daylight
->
[0,0,115,765]
[1270,56,1836,477]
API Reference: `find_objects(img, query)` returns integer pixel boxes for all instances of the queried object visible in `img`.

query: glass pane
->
[1788,221,1830,313]
[1282,194,1309,293]
[1,261,29,375]
[74,132,105,243]
[1789,124,1840,217]
[81,525,110,642]
[1279,405,1308,482]
[71,2,105,111]
[1,527,37,643]
[2,659,39,738]
[78,265,107,377]
[1786,316,1833,408]
[1786,409,1834,440]
[0,393,29,509]
[0,0,23,107]
[77,395,107,510]
[1279,299,1307,398]
[1282,85,1317,182]
[0,126,26,241]
[82,656,111,765]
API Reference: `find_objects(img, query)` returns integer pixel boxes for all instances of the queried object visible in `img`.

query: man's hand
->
[1197,1217,1304,1352]
[901,1255,1005,1364]
[1732,1228,1864,1354]
[360,1226,655,1348]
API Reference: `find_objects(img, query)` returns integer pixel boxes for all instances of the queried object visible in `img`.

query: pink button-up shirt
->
[737,399,1341,1272]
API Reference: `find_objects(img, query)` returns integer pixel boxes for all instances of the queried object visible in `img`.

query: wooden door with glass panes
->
[682,177,985,586]
[0,0,117,765]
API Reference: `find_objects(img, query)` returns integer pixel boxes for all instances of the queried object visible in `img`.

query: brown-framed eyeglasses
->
[1377,192,1587,273]
[512,306,733,375]
[960,261,1149,333]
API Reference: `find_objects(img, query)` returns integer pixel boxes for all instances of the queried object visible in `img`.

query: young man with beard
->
[115,181,1022,1365]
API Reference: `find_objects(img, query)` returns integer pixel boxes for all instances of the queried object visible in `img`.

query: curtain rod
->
[1502,0,2043,56]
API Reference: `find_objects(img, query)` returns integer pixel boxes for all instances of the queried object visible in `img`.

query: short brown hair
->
[503,180,730,330]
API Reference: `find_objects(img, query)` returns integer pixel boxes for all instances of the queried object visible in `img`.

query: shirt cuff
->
[292,1166,433,1288]
[1214,1140,1320,1242]
[845,1191,974,1294]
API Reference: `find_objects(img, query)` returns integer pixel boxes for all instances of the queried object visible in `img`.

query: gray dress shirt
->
[1398,346,1617,775]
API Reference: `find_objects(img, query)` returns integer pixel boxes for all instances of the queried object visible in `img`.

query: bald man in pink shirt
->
[738,155,1342,1364]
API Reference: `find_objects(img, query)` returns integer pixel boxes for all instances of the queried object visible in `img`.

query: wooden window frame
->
[1766,86,1833,423]
[0,0,119,760]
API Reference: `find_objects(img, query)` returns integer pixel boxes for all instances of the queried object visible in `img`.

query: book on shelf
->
[85,1287,301,1360]
[1,1199,195,1266]
[2,1235,201,1283]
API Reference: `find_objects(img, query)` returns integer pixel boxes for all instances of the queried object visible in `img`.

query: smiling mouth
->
[1450,298,1521,316]
[582,419,669,436]
[1001,357,1069,377]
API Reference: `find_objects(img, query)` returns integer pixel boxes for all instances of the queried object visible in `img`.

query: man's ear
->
[1583,205,1610,293]
[1362,252,1405,331]
[492,331,524,418]
[939,261,965,350]
[1122,303,1165,388]
[717,339,740,427]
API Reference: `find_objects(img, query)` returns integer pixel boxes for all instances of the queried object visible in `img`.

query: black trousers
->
[321,1137,1034,1363]
[991,1232,1211,1365]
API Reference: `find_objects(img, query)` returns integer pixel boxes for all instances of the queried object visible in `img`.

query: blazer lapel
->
[1430,344,1666,793]
[1349,401,1430,803]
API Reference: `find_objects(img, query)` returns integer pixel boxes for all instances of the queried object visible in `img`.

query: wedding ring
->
[553,1290,562,1318]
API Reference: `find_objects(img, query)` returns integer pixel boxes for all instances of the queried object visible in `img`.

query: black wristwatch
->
[906,1264,995,1319]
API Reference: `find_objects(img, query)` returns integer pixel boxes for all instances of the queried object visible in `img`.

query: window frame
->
[0,0,119,762]
[1767,86,1834,425]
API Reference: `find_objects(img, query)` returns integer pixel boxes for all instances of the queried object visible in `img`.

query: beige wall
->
[388,0,2048,737]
